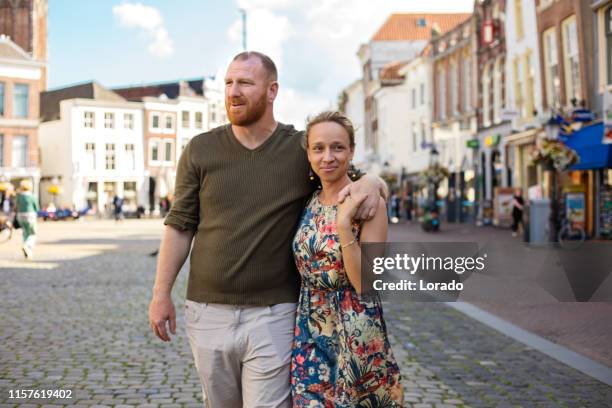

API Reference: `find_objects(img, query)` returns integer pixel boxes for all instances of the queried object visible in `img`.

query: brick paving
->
[0,219,610,407]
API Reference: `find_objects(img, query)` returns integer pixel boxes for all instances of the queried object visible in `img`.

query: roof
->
[0,34,33,61]
[40,81,125,122]
[371,13,471,41]
[113,79,204,101]
[379,61,406,82]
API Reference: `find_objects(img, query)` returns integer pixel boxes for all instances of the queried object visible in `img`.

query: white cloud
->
[227,8,293,71]
[275,87,332,129]
[113,3,174,58]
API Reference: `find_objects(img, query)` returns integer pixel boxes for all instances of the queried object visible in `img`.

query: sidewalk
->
[388,220,612,368]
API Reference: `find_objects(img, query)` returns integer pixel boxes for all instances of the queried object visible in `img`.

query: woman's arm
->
[338,197,388,294]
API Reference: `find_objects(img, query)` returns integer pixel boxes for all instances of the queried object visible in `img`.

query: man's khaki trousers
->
[185,300,296,408]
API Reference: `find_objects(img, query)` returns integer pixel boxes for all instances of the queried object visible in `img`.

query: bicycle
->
[0,214,14,243]
[557,218,585,249]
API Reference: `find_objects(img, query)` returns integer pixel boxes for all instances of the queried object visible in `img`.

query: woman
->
[511,188,524,238]
[291,111,403,407]
[16,179,39,258]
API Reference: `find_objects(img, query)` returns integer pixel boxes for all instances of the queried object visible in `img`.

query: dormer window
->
[417,18,427,27]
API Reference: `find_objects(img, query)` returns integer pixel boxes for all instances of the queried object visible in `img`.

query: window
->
[514,57,524,117]
[412,123,418,152]
[210,108,217,124]
[463,57,471,111]
[543,28,560,108]
[482,63,492,126]
[420,120,427,146]
[151,113,160,129]
[125,144,135,170]
[515,0,524,40]
[124,113,134,129]
[450,61,458,116]
[0,82,4,116]
[164,141,173,162]
[195,112,203,129]
[0,135,3,166]
[165,115,173,130]
[562,16,581,104]
[150,139,160,162]
[607,6,612,85]
[411,88,416,109]
[85,143,96,170]
[104,112,115,129]
[13,83,29,118]
[525,52,536,118]
[181,111,190,128]
[105,143,116,170]
[420,83,425,105]
[493,58,503,123]
[438,68,446,120]
[12,135,27,167]
[84,111,95,128]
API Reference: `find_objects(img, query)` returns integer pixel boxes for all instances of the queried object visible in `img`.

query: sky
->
[49,0,474,128]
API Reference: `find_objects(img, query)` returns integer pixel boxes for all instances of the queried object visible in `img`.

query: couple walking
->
[148,51,402,407]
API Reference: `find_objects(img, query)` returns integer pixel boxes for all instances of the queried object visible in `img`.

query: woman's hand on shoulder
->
[336,193,367,230]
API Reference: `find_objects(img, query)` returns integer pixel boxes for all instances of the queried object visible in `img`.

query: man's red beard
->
[226,92,268,126]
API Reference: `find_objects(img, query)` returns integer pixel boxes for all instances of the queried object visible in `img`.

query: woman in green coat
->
[16,179,39,259]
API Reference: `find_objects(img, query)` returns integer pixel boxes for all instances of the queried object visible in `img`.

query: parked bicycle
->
[0,214,14,243]
[557,218,585,249]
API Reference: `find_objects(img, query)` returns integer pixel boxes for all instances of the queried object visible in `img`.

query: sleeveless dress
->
[290,191,402,408]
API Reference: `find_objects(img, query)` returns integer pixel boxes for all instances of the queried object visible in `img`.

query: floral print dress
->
[290,192,402,408]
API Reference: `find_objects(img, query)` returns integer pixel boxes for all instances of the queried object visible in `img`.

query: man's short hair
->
[232,51,278,82]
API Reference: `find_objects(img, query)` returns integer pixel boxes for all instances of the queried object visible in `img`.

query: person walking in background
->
[511,188,525,238]
[112,194,124,222]
[403,188,413,221]
[16,180,39,259]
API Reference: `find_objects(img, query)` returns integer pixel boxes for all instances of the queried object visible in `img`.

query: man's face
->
[224,57,275,126]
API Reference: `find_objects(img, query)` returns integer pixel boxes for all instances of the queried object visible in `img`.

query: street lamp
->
[545,116,560,242]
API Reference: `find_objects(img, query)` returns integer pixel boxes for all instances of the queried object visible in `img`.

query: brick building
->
[431,15,478,223]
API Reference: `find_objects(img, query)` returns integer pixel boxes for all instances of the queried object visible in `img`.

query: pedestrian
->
[511,188,524,238]
[112,194,124,222]
[147,51,387,407]
[390,191,401,221]
[16,179,39,259]
[403,188,413,221]
[291,111,403,406]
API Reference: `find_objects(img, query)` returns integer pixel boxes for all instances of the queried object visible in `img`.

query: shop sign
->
[571,108,595,122]
[484,134,500,147]
[466,139,480,149]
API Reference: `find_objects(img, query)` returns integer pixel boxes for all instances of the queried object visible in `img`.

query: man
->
[148,51,386,407]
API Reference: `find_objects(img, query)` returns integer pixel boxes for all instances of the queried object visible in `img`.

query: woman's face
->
[307,121,354,184]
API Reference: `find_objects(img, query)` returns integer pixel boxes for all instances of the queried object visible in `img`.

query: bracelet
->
[341,238,357,248]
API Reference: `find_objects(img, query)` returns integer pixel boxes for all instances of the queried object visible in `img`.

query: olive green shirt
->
[164,123,313,305]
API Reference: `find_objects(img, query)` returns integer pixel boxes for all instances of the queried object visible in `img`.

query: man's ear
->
[268,81,279,102]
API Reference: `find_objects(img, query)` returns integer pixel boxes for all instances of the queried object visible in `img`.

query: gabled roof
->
[379,61,406,82]
[113,79,205,101]
[371,13,471,41]
[0,34,34,61]
[40,81,125,122]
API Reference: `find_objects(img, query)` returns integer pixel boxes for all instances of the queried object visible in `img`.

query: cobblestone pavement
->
[0,220,611,407]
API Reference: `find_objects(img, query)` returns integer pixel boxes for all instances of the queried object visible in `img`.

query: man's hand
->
[338,175,388,220]
[149,294,176,342]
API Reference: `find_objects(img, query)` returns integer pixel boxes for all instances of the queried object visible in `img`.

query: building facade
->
[338,79,366,167]
[0,35,45,201]
[39,82,144,212]
[431,16,478,222]
[357,13,471,172]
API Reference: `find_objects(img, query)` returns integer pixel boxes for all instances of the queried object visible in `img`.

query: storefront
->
[562,122,612,239]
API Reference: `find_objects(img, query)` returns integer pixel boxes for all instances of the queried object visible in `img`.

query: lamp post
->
[429,146,440,208]
[544,116,560,243]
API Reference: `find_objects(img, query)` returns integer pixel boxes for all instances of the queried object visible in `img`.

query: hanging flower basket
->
[417,164,450,187]
[530,139,579,171]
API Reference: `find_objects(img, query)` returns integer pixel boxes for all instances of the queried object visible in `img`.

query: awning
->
[563,122,612,170]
